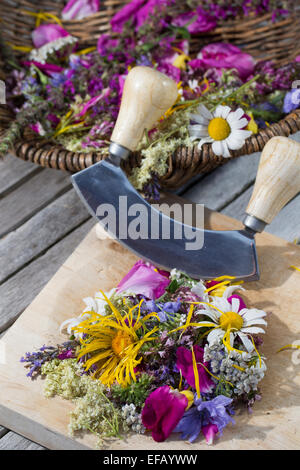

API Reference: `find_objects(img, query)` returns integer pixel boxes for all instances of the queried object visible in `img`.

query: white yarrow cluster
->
[204,343,267,395]
[121,404,145,434]
[29,35,77,64]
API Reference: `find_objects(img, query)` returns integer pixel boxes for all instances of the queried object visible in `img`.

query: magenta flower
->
[176,345,214,393]
[32,24,70,48]
[141,385,188,442]
[173,8,217,34]
[62,0,99,20]
[111,0,146,32]
[97,34,119,56]
[22,61,63,77]
[197,43,255,80]
[117,260,170,300]
[75,89,110,118]
[135,0,168,31]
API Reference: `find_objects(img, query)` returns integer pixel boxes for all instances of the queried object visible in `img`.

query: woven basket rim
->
[1,2,300,188]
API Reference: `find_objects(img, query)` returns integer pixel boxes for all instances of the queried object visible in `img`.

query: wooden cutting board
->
[0,201,300,450]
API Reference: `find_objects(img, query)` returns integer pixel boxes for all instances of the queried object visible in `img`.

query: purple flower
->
[116,260,170,300]
[283,89,300,114]
[58,349,75,360]
[197,43,255,80]
[176,346,214,394]
[172,7,217,34]
[144,299,181,321]
[32,24,70,48]
[97,34,119,56]
[62,0,99,20]
[141,385,188,442]
[227,294,247,311]
[174,395,234,443]
[111,0,146,32]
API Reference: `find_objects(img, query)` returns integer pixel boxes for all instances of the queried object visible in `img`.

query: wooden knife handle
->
[246,136,300,225]
[111,66,178,152]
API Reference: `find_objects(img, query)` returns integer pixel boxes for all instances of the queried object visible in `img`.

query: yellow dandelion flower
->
[73,292,159,387]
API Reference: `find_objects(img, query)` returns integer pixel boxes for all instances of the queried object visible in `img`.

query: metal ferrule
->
[109,142,131,165]
[243,214,267,233]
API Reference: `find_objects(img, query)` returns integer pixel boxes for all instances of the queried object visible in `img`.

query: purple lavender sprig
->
[20,340,78,379]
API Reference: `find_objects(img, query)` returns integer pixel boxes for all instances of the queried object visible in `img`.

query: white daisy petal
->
[211,140,223,156]
[230,297,241,313]
[225,135,246,151]
[188,125,209,138]
[198,308,219,323]
[241,308,267,320]
[243,318,267,327]
[241,326,265,334]
[231,129,252,139]
[190,114,210,126]
[214,105,231,119]
[237,332,254,352]
[230,117,249,130]
[222,285,245,298]
[196,104,213,120]
[197,137,213,149]
[227,108,244,123]
[207,328,224,345]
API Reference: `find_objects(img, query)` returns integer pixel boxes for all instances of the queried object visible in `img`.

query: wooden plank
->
[221,186,300,241]
[0,203,300,450]
[183,152,261,211]
[0,218,95,333]
[0,168,71,238]
[0,154,40,199]
[0,189,90,284]
[0,432,45,450]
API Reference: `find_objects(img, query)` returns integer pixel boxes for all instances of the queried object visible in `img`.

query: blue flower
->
[174,394,234,443]
[144,299,181,321]
[283,89,300,114]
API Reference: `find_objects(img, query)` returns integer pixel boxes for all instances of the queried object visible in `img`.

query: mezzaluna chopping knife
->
[72,66,300,281]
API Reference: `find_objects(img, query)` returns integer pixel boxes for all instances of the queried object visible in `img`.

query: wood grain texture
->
[0,167,71,238]
[0,432,45,450]
[0,218,94,333]
[222,186,300,242]
[0,154,40,199]
[111,67,178,151]
[246,136,300,224]
[0,189,90,284]
[0,206,300,450]
[184,152,261,211]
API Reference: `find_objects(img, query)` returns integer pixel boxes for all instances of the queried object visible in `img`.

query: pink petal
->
[142,386,187,442]
[117,260,170,300]
[202,423,218,445]
[62,0,99,20]
[176,345,214,394]
[32,24,70,48]
[111,0,146,33]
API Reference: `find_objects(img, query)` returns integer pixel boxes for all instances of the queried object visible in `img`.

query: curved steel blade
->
[71,161,259,281]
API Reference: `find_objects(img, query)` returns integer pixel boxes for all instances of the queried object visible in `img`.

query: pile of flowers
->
[21,260,268,446]
[1,0,299,198]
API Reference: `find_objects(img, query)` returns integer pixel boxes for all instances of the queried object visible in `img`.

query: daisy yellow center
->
[111,331,133,357]
[208,117,231,141]
[219,311,243,331]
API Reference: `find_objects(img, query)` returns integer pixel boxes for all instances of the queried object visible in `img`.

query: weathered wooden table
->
[1,134,300,449]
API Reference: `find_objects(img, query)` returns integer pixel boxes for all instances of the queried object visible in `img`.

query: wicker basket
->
[1,1,300,189]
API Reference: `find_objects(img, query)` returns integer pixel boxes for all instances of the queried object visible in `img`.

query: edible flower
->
[117,260,170,299]
[74,292,159,386]
[141,385,188,442]
[32,24,70,48]
[176,345,214,394]
[174,394,234,444]
[62,0,99,20]
[189,104,252,157]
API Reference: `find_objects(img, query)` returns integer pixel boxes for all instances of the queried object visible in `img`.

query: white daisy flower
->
[60,288,116,338]
[188,104,252,158]
[195,296,267,353]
